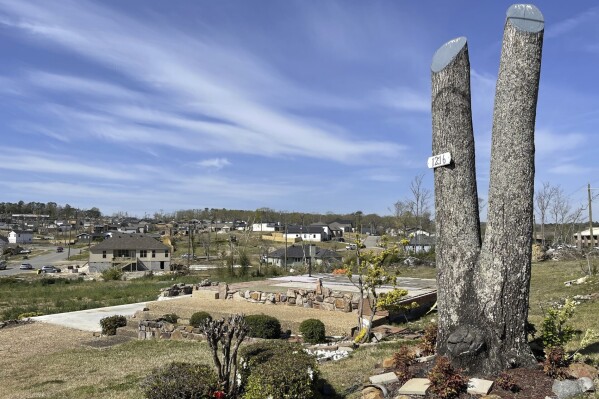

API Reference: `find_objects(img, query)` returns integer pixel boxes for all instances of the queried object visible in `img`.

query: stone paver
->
[369,372,399,385]
[397,378,431,396]
[467,378,494,395]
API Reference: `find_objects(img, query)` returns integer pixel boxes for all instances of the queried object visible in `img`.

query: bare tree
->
[410,174,432,234]
[535,182,556,247]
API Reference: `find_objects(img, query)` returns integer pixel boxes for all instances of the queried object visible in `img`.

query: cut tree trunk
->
[432,4,544,376]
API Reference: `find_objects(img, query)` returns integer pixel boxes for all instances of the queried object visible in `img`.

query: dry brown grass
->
[0,323,212,399]
[145,296,359,336]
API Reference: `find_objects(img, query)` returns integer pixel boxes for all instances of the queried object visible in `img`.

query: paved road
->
[0,246,82,276]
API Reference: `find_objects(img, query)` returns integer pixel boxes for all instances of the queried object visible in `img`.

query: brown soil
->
[144,296,359,336]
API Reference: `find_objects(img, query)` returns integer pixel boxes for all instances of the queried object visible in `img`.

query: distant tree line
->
[0,201,102,220]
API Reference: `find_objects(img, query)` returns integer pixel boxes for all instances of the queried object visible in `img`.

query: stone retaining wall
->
[205,279,359,313]
[137,319,204,341]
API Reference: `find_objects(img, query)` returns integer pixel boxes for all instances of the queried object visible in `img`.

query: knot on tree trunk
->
[447,325,485,357]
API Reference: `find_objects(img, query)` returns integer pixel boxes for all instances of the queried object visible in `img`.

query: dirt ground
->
[145,296,360,336]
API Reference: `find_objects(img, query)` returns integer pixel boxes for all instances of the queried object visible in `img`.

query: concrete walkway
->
[30,295,191,332]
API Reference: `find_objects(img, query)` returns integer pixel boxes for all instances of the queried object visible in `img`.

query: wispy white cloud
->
[375,87,429,112]
[548,164,592,175]
[0,148,137,180]
[196,158,231,170]
[546,6,599,38]
[535,129,585,156]
[0,0,401,164]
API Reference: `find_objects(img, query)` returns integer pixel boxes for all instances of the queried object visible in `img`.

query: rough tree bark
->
[432,4,544,376]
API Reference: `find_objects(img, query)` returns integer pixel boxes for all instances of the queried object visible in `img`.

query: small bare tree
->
[535,181,556,247]
[200,314,249,398]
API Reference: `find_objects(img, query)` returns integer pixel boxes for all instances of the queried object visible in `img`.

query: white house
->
[8,230,33,244]
[283,226,328,242]
[251,222,278,232]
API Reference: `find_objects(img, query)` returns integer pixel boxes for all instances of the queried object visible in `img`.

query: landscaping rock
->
[552,379,583,399]
[369,372,399,385]
[361,386,384,399]
[579,377,595,392]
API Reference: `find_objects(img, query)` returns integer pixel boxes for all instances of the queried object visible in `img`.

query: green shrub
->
[540,299,576,349]
[189,311,212,328]
[101,267,124,281]
[244,314,281,339]
[240,341,317,399]
[299,318,326,344]
[140,362,218,399]
[159,313,178,324]
[427,356,467,399]
[100,315,127,335]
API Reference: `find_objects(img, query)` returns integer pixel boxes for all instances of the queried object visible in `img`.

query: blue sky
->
[0,1,598,218]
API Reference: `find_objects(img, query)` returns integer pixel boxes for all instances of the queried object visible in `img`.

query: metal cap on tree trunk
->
[506,4,544,32]
[431,36,467,73]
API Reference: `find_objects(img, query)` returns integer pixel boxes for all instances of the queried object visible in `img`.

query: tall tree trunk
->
[431,36,482,362]
[432,4,544,375]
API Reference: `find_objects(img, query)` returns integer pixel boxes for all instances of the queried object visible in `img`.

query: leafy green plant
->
[244,314,281,339]
[343,235,407,342]
[427,356,467,399]
[140,362,218,399]
[240,341,318,399]
[540,299,576,348]
[100,315,127,335]
[420,322,438,355]
[101,267,124,281]
[17,311,43,319]
[392,345,416,384]
[299,319,326,344]
[189,311,212,328]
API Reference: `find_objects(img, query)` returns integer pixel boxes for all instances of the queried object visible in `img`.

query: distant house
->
[405,235,435,253]
[251,222,279,232]
[284,225,329,242]
[89,233,170,272]
[8,230,33,244]
[329,221,353,233]
[265,244,342,267]
[574,229,599,248]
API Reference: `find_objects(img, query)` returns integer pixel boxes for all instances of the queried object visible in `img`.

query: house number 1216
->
[427,152,452,169]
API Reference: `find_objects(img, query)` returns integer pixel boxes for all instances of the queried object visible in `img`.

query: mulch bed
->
[388,361,555,399]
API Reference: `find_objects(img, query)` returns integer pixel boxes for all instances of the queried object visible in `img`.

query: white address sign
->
[427,152,452,169]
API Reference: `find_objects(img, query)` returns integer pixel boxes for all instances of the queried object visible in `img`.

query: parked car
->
[19,263,34,270]
[0,261,6,270]
[18,249,31,254]
[41,265,61,273]
[56,246,64,253]
[346,244,357,250]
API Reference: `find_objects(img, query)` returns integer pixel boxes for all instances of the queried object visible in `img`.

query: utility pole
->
[588,183,594,249]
